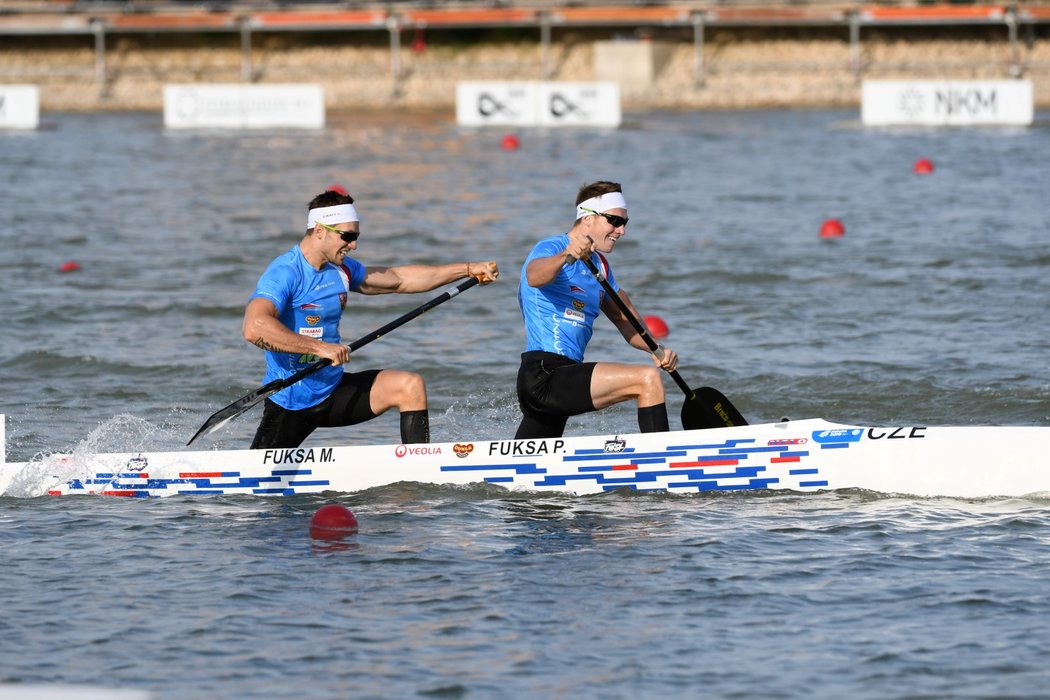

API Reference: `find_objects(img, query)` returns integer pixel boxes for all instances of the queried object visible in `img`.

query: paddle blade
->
[186,385,276,446]
[681,386,748,430]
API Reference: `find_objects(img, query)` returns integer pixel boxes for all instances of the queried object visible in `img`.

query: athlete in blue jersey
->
[515,181,679,439]
[244,188,499,449]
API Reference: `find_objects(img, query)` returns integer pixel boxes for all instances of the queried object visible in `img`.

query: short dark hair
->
[308,189,355,211]
[575,181,622,206]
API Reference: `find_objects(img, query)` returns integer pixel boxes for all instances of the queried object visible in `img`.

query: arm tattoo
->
[252,337,284,352]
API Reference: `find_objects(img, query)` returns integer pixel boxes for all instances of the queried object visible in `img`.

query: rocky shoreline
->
[3,30,1048,112]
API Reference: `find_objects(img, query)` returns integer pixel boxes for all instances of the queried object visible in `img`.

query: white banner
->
[164,84,325,129]
[0,85,40,130]
[862,80,1033,126]
[456,82,539,127]
[456,81,620,128]
[537,82,621,128]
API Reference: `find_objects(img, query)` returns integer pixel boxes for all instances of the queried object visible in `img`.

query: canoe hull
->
[2,416,1049,499]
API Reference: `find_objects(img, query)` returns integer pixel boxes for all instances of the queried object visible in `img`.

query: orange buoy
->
[309,503,359,540]
[500,134,520,151]
[644,315,669,339]
[913,158,935,175]
[819,219,845,238]
[59,261,81,273]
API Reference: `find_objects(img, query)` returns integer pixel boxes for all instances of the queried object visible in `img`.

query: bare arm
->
[600,289,679,371]
[242,297,349,366]
[357,260,498,295]
[525,230,592,288]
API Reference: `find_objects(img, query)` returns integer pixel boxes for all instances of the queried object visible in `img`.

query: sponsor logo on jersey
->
[305,315,321,326]
[299,327,323,338]
[563,307,584,322]
[572,299,585,311]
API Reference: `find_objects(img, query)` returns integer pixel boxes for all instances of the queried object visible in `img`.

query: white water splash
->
[1,414,178,498]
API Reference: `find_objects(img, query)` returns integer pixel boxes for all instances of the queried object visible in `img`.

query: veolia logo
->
[395,445,442,458]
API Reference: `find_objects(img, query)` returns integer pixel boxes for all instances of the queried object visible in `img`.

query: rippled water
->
[2,109,1049,697]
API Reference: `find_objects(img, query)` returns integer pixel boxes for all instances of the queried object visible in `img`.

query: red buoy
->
[500,134,520,151]
[58,261,81,273]
[644,315,669,339]
[819,219,845,238]
[913,158,935,175]
[309,503,358,540]
[327,184,348,195]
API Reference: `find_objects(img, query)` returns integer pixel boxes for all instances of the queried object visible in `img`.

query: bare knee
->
[395,371,427,406]
[372,370,428,414]
[638,366,665,405]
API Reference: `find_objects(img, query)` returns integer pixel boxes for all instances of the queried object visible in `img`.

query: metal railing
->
[1,2,1046,84]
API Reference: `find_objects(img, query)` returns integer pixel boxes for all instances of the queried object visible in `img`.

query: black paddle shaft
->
[187,276,481,445]
[578,255,695,397]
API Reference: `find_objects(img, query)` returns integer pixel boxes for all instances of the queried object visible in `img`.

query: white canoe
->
[1,414,1048,499]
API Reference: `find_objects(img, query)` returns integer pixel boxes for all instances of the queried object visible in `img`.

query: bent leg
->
[589,362,666,410]
[370,369,430,443]
[514,413,569,440]
[590,362,669,433]
[251,398,316,449]
[369,369,428,414]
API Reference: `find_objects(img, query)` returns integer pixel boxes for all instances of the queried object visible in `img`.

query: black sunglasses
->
[580,207,629,228]
[318,221,360,244]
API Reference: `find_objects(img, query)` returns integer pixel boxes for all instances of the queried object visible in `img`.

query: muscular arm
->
[601,289,649,350]
[601,290,679,371]
[525,231,592,288]
[242,297,349,365]
[357,261,498,295]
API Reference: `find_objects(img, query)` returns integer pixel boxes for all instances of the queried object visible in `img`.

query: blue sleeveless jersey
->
[249,245,366,410]
[518,234,619,363]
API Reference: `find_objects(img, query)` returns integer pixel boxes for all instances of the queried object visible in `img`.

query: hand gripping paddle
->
[188,277,481,445]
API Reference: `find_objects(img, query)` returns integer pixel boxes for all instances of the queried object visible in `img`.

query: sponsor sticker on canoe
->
[768,438,807,446]
[394,445,442,458]
[812,428,864,444]
[453,443,474,459]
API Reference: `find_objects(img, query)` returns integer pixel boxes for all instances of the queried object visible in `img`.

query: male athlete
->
[244,188,498,448]
[515,180,677,439]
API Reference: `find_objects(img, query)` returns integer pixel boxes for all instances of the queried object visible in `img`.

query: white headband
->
[307,203,360,228]
[576,192,628,220]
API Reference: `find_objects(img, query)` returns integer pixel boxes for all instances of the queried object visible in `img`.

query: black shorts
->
[250,369,382,449]
[516,351,596,418]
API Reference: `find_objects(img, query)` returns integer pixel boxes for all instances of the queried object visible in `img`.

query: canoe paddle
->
[578,247,747,430]
[187,276,481,446]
